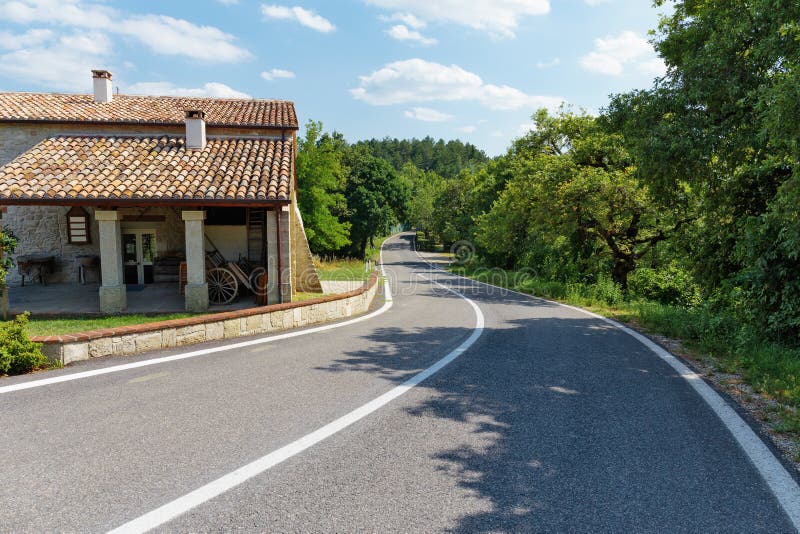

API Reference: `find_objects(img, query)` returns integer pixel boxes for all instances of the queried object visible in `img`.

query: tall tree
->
[295,121,351,255]
[344,148,410,257]
[478,109,690,288]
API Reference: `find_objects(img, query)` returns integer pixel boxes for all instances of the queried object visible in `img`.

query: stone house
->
[0,70,321,313]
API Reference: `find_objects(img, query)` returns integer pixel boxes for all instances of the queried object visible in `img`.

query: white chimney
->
[91,69,113,103]
[185,110,207,150]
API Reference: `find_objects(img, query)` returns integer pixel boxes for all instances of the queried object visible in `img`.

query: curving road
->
[1,233,798,532]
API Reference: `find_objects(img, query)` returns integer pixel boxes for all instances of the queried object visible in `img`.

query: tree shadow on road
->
[315,308,778,532]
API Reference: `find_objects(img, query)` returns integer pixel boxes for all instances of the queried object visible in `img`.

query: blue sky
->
[0,0,669,155]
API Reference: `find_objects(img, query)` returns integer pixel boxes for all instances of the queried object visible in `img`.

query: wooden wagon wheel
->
[207,267,238,305]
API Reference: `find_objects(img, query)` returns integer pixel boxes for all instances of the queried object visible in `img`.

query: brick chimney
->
[185,110,207,150]
[91,69,113,103]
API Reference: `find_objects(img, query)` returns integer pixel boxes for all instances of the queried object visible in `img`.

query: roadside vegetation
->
[315,258,373,281]
[0,313,54,375]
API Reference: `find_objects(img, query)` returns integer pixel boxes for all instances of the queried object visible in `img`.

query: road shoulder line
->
[412,240,800,531]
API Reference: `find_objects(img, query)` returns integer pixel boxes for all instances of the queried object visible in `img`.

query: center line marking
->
[108,270,484,534]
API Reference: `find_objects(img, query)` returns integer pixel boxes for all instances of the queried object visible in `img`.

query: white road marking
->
[414,241,800,531]
[107,270,484,533]
[0,237,401,396]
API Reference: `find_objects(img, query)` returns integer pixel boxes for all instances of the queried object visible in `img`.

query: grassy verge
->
[365,235,392,262]
[315,234,390,282]
[315,258,372,281]
[450,265,800,433]
[26,313,196,337]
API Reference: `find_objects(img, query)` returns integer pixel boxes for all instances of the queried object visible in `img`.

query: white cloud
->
[364,0,549,38]
[580,30,666,77]
[0,28,53,49]
[352,59,564,112]
[457,125,477,133]
[117,15,252,62]
[261,4,335,33]
[0,39,110,91]
[535,57,560,68]
[380,12,426,29]
[0,0,252,63]
[0,25,112,91]
[404,107,452,122]
[261,68,296,81]
[0,0,115,28]
[126,81,251,99]
[60,31,112,55]
[386,24,437,45]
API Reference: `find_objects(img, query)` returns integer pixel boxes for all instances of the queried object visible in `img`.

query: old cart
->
[203,237,267,305]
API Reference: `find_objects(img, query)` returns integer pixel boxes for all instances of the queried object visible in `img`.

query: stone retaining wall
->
[35,272,379,365]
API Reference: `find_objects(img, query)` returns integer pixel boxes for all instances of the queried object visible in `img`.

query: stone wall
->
[290,191,323,294]
[36,271,380,365]
[4,205,101,285]
[2,205,188,286]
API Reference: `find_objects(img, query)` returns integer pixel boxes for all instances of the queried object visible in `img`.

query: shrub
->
[628,265,701,307]
[0,313,51,376]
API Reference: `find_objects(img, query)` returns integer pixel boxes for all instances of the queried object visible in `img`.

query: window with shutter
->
[67,207,91,244]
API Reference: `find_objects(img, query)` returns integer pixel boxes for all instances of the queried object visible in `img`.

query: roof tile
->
[0,136,293,204]
[0,93,297,129]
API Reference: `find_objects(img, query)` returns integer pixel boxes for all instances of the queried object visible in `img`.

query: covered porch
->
[7,282,260,315]
[0,132,321,315]
[1,203,294,314]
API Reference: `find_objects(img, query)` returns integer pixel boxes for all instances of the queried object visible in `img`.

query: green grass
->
[26,313,196,337]
[314,234,390,282]
[365,235,392,262]
[315,258,372,281]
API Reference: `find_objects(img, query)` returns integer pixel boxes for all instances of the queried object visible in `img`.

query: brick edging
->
[32,272,379,344]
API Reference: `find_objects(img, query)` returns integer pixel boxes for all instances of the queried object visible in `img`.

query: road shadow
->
[316,306,784,532]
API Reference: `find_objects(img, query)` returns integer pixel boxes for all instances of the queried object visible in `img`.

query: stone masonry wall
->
[36,271,380,365]
[290,191,323,294]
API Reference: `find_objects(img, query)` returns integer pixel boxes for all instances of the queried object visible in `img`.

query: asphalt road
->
[1,233,797,532]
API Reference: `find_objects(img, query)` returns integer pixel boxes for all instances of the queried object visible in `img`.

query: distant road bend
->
[1,232,798,532]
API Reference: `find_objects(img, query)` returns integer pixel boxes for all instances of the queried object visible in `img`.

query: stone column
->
[278,205,293,303]
[96,210,126,314]
[182,210,208,312]
[265,209,280,305]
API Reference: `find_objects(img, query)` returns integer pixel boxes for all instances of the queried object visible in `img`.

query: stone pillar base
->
[99,285,126,314]
[185,283,209,312]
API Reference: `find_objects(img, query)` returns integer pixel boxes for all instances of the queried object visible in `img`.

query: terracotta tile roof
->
[0,93,298,129]
[0,135,293,205]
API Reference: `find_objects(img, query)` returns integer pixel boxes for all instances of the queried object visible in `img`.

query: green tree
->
[478,109,690,288]
[296,121,351,254]
[344,148,410,257]
[401,163,444,237]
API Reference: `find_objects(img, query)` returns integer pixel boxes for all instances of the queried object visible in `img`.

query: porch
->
[7,282,260,316]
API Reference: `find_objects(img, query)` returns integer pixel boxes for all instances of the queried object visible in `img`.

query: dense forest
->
[297,1,800,349]
[295,124,487,257]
